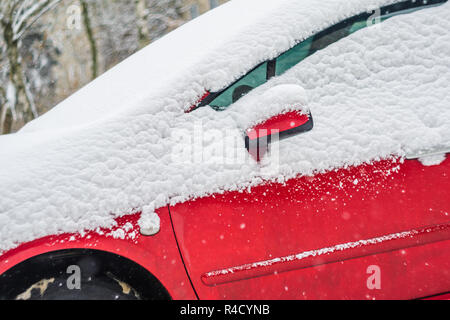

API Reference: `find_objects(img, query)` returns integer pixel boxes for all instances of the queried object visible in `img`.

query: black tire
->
[0,249,171,300]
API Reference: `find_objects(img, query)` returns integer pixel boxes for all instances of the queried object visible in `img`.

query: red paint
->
[170,157,450,299]
[0,207,196,300]
[185,91,210,113]
[246,111,309,140]
[201,223,450,286]
[1,156,448,299]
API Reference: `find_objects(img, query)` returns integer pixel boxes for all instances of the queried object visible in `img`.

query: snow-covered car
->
[0,0,449,300]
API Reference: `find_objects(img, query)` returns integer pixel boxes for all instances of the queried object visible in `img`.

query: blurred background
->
[0,0,228,134]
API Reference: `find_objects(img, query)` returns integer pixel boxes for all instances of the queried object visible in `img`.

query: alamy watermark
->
[66,265,81,290]
[367,7,382,29]
[66,4,82,31]
[366,265,381,290]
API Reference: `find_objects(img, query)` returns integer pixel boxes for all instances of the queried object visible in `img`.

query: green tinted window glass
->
[348,20,367,34]
[209,62,267,111]
[310,26,351,53]
[204,0,446,112]
[275,37,313,76]
[275,25,351,77]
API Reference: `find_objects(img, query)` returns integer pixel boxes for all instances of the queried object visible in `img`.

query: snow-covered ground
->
[0,0,449,252]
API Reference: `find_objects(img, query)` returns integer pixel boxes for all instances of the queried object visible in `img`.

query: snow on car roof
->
[1,0,449,252]
[20,0,400,133]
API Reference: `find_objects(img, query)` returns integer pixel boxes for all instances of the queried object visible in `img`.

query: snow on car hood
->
[1,0,449,252]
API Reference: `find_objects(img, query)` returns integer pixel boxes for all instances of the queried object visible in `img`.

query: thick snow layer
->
[226,84,310,130]
[20,0,400,133]
[1,0,449,252]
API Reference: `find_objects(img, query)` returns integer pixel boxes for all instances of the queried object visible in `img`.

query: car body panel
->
[0,158,448,300]
[169,157,450,299]
[0,207,196,300]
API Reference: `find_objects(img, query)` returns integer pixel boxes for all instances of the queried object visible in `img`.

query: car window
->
[209,62,268,111]
[276,38,313,76]
[198,0,447,111]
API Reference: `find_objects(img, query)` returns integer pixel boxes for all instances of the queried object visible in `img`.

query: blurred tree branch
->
[136,0,150,48]
[80,0,98,79]
[0,0,62,133]
[0,0,206,134]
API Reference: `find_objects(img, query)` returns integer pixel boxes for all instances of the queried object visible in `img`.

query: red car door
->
[169,156,450,299]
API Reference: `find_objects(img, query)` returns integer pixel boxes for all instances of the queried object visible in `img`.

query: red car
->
[0,0,449,300]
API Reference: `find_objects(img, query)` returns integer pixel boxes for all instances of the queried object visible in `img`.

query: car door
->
[170,0,450,299]
[169,156,450,299]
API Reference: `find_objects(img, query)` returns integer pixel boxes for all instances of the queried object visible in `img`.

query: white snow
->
[0,0,449,252]
[5,81,17,117]
[138,206,161,236]
[18,0,401,133]
[234,84,310,130]
[418,154,447,166]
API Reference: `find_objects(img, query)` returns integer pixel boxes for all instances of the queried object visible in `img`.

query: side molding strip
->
[201,223,450,286]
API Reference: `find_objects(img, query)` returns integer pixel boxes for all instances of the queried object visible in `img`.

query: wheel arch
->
[0,248,171,300]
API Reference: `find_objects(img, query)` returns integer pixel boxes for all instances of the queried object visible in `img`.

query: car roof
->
[19,0,399,133]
